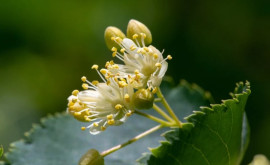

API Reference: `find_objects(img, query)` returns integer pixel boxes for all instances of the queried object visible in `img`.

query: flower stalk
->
[101,125,163,157]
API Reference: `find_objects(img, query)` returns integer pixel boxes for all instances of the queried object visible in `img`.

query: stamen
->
[107,114,113,120]
[108,119,115,125]
[153,53,159,59]
[124,94,130,102]
[134,69,140,75]
[155,63,162,68]
[93,122,99,127]
[111,47,117,52]
[120,48,126,53]
[140,33,146,47]
[91,64,99,70]
[81,127,86,131]
[167,55,172,60]
[82,83,89,90]
[115,104,123,110]
[92,80,99,85]
[100,69,107,75]
[72,90,79,96]
[101,126,106,131]
[81,76,87,82]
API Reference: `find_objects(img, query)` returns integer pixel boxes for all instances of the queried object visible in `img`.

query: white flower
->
[108,34,172,89]
[67,65,135,135]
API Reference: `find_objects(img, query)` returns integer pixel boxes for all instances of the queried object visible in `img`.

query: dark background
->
[0,0,269,164]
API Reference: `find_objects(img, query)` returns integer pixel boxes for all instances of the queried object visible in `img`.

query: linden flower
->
[67,64,135,135]
[109,35,172,89]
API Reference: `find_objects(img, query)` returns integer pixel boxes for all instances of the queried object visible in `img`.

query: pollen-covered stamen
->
[81,127,86,131]
[140,33,146,47]
[160,55,173,64]
[91,64,107,83]
[107,119,115,125]
[155,63,162,68]
[132,34,141,47]
[72,90,79,96]
[93,122,99,127]
[81,76,98,90]
[115,104,123,110]
[124,94,130,102]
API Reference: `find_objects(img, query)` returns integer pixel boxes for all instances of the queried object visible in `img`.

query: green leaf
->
[143,81,250,165]
[3,79,246,165]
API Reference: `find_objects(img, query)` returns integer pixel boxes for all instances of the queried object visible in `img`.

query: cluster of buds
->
[67,19,172,134]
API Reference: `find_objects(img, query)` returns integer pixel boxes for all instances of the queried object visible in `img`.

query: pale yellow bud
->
[104,26,126,50]
[78,149,104,165]
[127,19,152,46]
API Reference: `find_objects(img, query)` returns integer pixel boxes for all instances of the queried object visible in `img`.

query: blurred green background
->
[0,0,269,164]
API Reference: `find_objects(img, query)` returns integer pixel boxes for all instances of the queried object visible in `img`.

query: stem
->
[101,125,163,157]
[157,87,182,128]
[134,110,172,126]
[153,103,174,122]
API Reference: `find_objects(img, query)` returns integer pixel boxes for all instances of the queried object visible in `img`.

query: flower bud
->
[104,26,125,50]
[132,89,154,109]
[79,149,104,165]
[127,19,152,46]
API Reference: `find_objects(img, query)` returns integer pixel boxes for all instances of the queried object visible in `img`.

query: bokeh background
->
[0,0,269,164]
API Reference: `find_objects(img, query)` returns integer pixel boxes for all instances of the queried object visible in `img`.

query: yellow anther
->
[91,64,99,70]
[93,122,99,127]
[105,61,110,68]
[84,116,91,121]
[137,49,142,54]
[108,119,115,125]
[81,76,87,82]
[106,80,111,85]
[111,36,115,41]
[120,48,126,53]
[111,47,117,52]
[115,104,123,110]
[124,94,130,102]
[152,87,158,94]
[110,60,114,65]
[100,69,107,75]
[155,63,162,68]
[72,90,79,96]
[132,34,138,39]
[74,112,81,116]
[68,102,74,107]
[112,52,117,57]
[126,111,133,117]
[92,80,99,85]
[130,45,136,51]
[72,98,77,103]
[112,64,119,69]
[115,37,122,42]
[82,83,89,90]
[134,69,140,74]
[153,53,159,59]
[140,33,146,39]
[141,49,147,54]
[81,127,86,131]
[101,126,106,131]
[118,81,127,88]
[135,74,141,80]
[167,55,172,60]
[143,47,149,52]
[107,114,113,120]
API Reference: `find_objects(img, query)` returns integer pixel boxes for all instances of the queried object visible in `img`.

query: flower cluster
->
[67,19,172,134]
